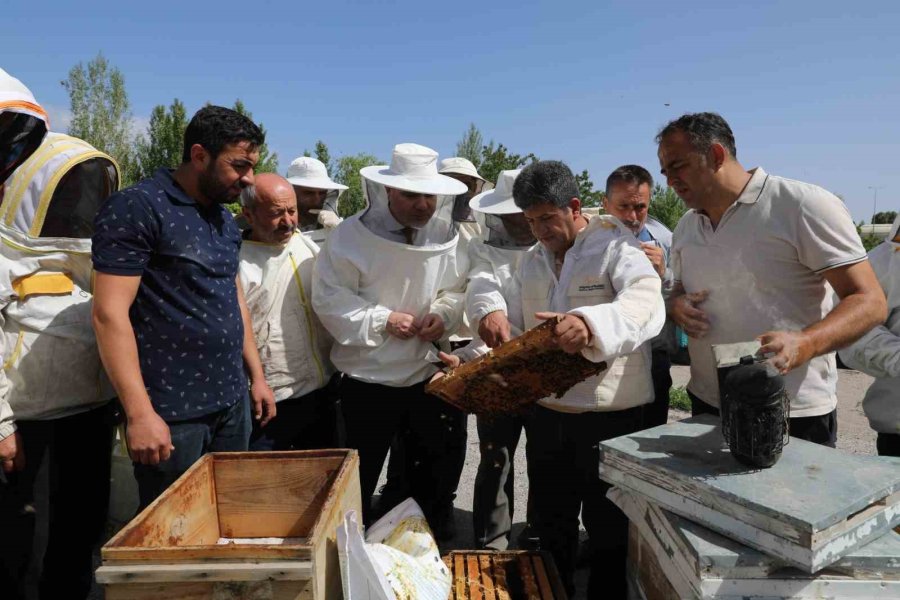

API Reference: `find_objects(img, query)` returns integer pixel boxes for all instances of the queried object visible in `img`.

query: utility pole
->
[868,186,884,223]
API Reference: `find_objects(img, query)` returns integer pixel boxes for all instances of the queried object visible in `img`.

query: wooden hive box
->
[613,488,900,599]
[96,450,361,600]
[599,415,900,573]
[444,550,568,599]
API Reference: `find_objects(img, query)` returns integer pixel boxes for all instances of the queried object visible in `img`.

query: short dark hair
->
[182,105,265,163]
[512,160,578,211]
[655,112,737,159]
[605,164,654,197]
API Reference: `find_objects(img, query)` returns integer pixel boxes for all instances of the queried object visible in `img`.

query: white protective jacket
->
[839,214,900,434]
[466,215,664,413]
[0,69,48,440]
[239,231,334,402]
[0,133,119,436]
[312,211,463,387]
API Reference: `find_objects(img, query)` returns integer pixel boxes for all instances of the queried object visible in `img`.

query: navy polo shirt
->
[92,168,246,421]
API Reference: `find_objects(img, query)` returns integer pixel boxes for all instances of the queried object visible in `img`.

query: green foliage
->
[575,169,605,208]
[455,123,483,168]
[334,153,381,218]
[648,184,689,231]
[856,221,884,252]
[669,387,691,412]
[479,141,537,185]
[873,211,897,225]
[231,99,278,173]
[314,140,333,174]
[62,53,137,185]
[131,98,188,182]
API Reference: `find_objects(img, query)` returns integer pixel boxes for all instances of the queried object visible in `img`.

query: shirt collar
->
[735,167,769,205]
[154,168,199,206]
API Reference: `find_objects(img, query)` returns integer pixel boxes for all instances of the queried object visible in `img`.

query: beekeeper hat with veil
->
[360,143,467,246]
[286,156,348,244]
[0,68,48,192]
[468,169,536,250]
[0,131,120,419]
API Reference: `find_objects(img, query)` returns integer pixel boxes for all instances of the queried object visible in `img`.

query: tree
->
[575,169,605,207]
[873,211,897,225]
[62,53,136,184]
[479,141,536,185]
[648,184,689,231]
[131,98,188,181]
[455,123,483,168]
[856,221,885,252]
[333,152,381,217]
[231,99,278,173]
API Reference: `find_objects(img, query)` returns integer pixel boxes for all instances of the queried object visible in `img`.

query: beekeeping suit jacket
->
[300,188,344,246]
[0,71,48,440]
[0,133,119,441]
[457,215,664,413]
[239,231,334,402]
[311,179,464,387]
[839,214,900,434]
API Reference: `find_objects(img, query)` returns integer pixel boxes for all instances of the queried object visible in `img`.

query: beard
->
[198,163,241,205]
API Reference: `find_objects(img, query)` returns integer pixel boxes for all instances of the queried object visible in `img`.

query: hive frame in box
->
[598,416,900,573]
[96,449,361,600]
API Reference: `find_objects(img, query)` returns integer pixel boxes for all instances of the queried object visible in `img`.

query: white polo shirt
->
[671,167,867,417]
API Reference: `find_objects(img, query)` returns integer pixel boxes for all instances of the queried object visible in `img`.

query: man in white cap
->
[239,173,337,451]
[285,156,348,245]
[312,143,467,528]
[464,169,539,550]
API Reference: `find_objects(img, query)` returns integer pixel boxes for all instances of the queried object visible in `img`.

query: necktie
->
[402,227,416,245]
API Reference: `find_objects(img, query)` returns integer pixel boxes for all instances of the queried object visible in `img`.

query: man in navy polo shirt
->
[92,106,276,508]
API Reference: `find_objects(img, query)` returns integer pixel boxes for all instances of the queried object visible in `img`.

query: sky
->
[2,0,898,222]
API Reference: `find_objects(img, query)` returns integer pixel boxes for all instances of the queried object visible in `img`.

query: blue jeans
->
[133,397,250,510]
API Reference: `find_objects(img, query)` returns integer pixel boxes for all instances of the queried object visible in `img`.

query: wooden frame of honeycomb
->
[426,317,607,415]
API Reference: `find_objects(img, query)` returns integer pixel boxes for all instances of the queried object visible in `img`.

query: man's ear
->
[710,143,727,171]
[569,197,582,217]
[189,143,209,169]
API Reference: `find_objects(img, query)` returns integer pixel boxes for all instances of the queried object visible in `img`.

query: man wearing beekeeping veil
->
[285,156,348,245]
[0,68,48,474]
[0,131,119,599]
[464,169,539,551]
[312,143,467,528]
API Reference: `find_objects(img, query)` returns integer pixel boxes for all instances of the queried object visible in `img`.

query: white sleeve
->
[570,239,665,362]
[430,250,466,334]
[839,323,900,379]
[0,373,14,441]
[466,243,509,324]
[311,242,392,348]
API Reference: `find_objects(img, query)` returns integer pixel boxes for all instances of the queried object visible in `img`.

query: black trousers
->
[249,376,341,451]
[340,376,466,525]
[877,432,900,457]
[642,349,673,429]
[526,404,644,599]
[689,391,838,447]
[0,403,115,600]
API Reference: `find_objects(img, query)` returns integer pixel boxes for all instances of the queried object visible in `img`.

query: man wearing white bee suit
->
[312,143,467,528]
[462,169,539,551]
[0,130,119,600]
[0,68,48,478]
[839,213,900,457]
[239,173,337,451]
[285,156,347,245]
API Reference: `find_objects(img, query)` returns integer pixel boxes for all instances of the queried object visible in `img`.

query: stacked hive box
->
[96,450,361,600]
[599,416,900,599]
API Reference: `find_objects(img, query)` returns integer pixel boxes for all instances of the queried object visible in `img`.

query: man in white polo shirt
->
[660,112,887,446]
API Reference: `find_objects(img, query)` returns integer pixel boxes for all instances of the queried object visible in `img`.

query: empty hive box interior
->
[103,450,350,561]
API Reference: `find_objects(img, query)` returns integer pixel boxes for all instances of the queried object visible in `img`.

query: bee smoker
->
[714,343,790,468]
